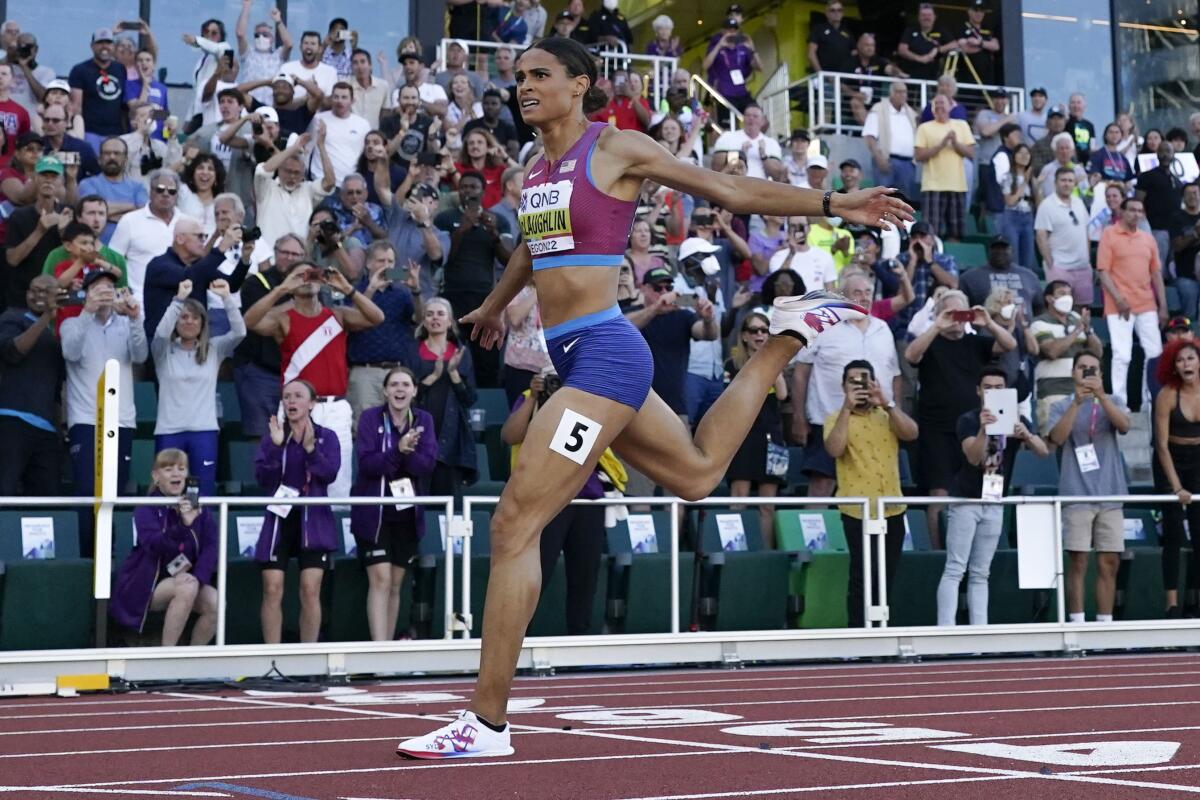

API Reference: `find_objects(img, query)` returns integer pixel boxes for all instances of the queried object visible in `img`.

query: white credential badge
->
[549,408,603,465]
[520,178,575,257]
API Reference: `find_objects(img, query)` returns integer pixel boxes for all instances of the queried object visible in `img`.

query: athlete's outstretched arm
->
[459,242,532,350]
[602,129,914,227]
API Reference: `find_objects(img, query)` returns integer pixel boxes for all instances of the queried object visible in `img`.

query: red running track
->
[2,653,1200,799]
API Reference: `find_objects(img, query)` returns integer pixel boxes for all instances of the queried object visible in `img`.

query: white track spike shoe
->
[769,290,868,345]
[395,711,515,760]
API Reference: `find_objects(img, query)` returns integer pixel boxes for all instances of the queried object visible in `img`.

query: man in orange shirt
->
[1097,196,1168,406]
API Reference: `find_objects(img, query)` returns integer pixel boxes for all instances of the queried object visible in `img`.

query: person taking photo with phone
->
[1047,352,1130,623]
[351,366,437,640]
[937,365,1047,626]
[347,240,422,423]
[905,290,1015,545]
[824,359,919,626]
[243,256,384,502]
[111,448,218,646]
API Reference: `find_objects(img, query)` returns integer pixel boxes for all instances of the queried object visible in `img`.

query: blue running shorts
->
[544,305,654,411]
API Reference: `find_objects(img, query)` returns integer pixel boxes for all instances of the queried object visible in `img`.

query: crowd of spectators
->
[0,0,1198,645]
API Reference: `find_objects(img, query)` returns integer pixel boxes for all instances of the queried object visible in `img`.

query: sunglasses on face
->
[790,225,808,233]
[650,283,673,292]
[153,185,178,195]
[744,325,769,334]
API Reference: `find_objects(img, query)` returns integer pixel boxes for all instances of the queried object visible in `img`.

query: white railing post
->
[1054,498,1066,624]
[460,499,473,639]
[216,500,228,646]
[861,500,873,628]
[443,498,456,640]
[670,499,680,634]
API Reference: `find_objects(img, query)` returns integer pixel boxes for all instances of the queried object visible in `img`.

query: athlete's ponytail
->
[529,36,606,115]
[583,85,609,115]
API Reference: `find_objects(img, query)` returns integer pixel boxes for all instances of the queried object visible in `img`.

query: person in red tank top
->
[244,259,387,502]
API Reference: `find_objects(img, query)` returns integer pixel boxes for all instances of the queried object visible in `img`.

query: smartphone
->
[59,151,79,166]
[119,20,142,31]
[675,293,697,309]
[385,267,408,282]
[150,107,169,122]
[1082,365,1098,378]
[304,267,325,282]
[853,375,869,389]
[951,310,974,322]
[337,30,353,42]
[185,477,200,509]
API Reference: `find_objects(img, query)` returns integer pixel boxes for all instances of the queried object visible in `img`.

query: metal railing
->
[758,70,1026,137]
[435,38,678,111]
[688,74,743,136]
[460,495,873,637]
[1,490,1198,689]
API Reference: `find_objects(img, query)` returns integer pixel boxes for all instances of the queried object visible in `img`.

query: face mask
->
[1053,295,1074,314]
[254,34,272,52]
[603,0,619,10]
[826,216,843,228]
[1000,304,1015,321]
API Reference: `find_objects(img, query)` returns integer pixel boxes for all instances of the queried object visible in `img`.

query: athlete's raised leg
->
[396,386,635,758]
[614,293,864,499]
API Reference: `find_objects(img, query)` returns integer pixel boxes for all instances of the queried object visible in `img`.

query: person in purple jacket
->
[351,366,438,641]
[111,448,218,646]
[254,378,341,643]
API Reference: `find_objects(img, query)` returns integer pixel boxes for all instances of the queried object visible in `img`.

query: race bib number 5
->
[549,408,603,466]
[520,179,575,256]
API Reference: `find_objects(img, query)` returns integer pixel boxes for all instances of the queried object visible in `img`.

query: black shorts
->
[359,515,419,568]
[802,423,836,479]
[260,512,332,572]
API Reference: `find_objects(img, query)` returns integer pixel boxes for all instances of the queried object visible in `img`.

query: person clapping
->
[351,367,437,641]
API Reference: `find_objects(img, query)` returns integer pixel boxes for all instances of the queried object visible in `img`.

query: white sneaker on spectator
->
[769,290,867,344]
[395,711,514,759]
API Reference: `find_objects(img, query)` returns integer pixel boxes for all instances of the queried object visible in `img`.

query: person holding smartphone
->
[904,290,1016,546]
[112,448,218,645]
[351,366,437,641]
[1047,353,1130,623]
[347,241,422,423]
[824,359,919,626]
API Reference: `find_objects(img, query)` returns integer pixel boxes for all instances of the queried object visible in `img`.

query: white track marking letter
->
[549,408,603,465]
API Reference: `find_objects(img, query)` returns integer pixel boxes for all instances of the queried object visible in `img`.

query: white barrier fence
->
[1,492,1198,691]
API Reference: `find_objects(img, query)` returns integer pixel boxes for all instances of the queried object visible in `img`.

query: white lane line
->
[520,700,1200,734]
[0,736,399,759]
[5,722,1200,762]
[9,695,1200,743]
[324,671,1200,705]
[13,750,738,788]
[0,716,387,738]
[346,658,1200,697]
[0,705,324,722]
[0,788,230,797]
[610,775,1030,800]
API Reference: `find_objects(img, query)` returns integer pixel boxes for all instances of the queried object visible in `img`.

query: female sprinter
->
[396,36,911,759]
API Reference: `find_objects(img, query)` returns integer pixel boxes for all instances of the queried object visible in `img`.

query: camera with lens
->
[315,219,341,247]
[140,150,164,176]
[240,225,262,242]
[18,44,33,59]
[538,373,563,407]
